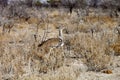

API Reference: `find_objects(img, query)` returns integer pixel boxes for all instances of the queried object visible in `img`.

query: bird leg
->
[44,48,53,63]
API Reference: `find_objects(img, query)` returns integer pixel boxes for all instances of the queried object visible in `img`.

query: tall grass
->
[0,7,119,80]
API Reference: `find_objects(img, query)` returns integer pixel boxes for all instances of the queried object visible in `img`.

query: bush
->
[25,0,33,7]
[47,0,61,7]
[65,32,113,71]
[35,0,42,7]
[0,0,8,7]
[61,0,77,13]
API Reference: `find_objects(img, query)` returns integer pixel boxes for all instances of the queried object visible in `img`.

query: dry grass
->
[20,65,80,80]
[64,31,116,71]
[0,7,120,80]
[110,40,120,56]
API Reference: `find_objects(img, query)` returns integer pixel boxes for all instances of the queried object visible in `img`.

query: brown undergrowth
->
[0,7,120,80]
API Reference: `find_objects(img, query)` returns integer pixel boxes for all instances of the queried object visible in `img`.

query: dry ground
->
[0,7,120,80]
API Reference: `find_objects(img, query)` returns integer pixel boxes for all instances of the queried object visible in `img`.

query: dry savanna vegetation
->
[0,1,120,80]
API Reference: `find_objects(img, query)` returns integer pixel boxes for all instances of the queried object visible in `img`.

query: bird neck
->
[59,28,63,40]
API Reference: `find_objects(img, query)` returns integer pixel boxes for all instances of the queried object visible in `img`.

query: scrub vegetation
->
[0,0,120,80]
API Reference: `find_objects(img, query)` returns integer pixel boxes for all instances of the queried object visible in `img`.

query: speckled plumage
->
[36,26,64,58]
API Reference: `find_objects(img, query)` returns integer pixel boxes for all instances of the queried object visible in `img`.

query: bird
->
[36,26,64,60]
[116,25,120,35]
[115,25,120,38]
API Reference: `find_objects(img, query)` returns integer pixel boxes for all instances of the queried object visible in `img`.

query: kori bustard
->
[36,26,64,59]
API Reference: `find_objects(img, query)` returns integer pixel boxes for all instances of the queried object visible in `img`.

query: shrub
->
[35,0,42,7]
[25,0,33,7]
[0,0,8,7]
[64,32,113,71]
[61,0,77,14]
[47,0,61,7]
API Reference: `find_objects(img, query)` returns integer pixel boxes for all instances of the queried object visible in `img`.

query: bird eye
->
[40,49,43,51]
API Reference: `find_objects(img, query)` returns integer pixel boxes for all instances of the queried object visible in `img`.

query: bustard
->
[36,26,64,59]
